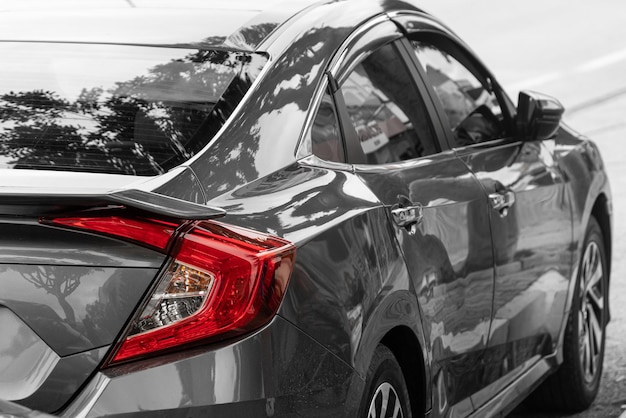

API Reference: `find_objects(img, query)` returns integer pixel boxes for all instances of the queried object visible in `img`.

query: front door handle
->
[489,191,515,216]
[391,203,423,230]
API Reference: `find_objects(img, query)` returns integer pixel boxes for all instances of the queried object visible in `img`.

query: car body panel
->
[18,347,109,414]
[62,316,356,418]
[355,152,495,413]
[0,1,613,417]
[0,305,109,413]
[0,171,144,196]
[0,262,158,356]
[388,13,603,414]
[0,223,165,412]
[551,126,612,325]
[456,139,573,408]
[189,1,426,202]
[202,160,431,411]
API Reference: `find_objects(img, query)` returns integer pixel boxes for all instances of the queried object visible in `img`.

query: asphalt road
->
[418,1,626,417]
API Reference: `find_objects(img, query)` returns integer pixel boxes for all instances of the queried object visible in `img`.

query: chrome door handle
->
[489,191,515,216]
[391,203,423,228]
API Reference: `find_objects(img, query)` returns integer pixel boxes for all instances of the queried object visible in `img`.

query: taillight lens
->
[41,213,295,364]
[44,215,179,251]
[112,221,295,364]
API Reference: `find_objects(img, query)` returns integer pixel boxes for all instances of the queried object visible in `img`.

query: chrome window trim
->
[385,11,451,35]
[297,14,396,161]
[350,149,457,174]
[297,12,461,169]
[326,14,395,81]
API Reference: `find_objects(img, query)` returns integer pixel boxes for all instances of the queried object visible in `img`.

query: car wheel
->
[359,345,412,418]
[531,216,608,412]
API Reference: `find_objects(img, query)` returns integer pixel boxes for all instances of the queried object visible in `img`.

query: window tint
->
[412,40,505,147]
[340,43,437,165]
[0,43,267,176]
[310,91,344,163]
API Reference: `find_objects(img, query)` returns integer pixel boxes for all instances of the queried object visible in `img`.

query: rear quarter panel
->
[206,162,429,413]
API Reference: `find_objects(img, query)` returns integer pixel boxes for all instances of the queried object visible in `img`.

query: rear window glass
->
[0,43,267,175]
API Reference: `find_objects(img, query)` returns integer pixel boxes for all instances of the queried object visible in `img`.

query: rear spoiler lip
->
[0,189,226,220]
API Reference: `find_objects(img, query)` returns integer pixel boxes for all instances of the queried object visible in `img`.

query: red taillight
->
[41,213,295,364]
[44,215,179,251]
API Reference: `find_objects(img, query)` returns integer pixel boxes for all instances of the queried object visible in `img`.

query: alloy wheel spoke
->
[588,305,602,353]
[587,286,604,311]
[380,385,389,418]
[587,330,597,376]
[369,405,377,418]
[392,397,402,418]
[369,382,403,418]
[583,326,592,376]
[578,241,605,381]
[586,260,603,292]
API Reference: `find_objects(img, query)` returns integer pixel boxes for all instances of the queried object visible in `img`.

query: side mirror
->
[516,90,564,140]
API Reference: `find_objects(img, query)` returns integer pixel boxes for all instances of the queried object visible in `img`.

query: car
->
[0,0,612,417]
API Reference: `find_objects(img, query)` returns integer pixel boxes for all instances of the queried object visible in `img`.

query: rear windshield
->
[0,43,267,175]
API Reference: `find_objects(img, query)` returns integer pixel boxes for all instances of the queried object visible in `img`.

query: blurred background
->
[418,1,626,416]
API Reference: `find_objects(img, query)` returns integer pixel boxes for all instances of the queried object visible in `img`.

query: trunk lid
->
[0,184,224,413]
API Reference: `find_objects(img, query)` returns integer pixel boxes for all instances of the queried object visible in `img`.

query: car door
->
[398,16,575,407]
[328,19,496,416]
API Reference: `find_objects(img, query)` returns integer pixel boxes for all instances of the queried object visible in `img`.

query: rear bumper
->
[58,316,358,417]
[0,399,54,418]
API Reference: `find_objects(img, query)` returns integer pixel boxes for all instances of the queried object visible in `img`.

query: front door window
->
[412,40,505,147]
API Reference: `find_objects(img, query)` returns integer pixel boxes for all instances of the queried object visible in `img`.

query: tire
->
[359,345,412,418]
[531,216,608,412]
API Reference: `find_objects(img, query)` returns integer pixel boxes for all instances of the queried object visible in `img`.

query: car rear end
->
[0,1,383,415]
[0,184,300,408]
[0,7,295,416]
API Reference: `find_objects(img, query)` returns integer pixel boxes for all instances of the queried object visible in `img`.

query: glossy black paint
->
[457,139,573,408]
[356,153,495,412]
[0,1,612,417]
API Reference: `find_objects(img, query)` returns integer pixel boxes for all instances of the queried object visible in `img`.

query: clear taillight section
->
[40,213,296,364]
[130,261,215,334]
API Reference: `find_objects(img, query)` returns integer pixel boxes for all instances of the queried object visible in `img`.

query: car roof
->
[0,0,327,50]
[0,0,426,51]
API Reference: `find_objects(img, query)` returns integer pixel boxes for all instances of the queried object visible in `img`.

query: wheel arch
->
[590,193,612,326]
[591,193,612,281]
[381,326,428,417]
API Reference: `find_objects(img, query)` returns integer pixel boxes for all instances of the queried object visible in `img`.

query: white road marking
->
[507,72,561,92]
[507,48,626,91]
[576,48,626,73]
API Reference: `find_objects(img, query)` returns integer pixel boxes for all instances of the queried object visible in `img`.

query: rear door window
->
[309,89,345,163]
[0,43,267,175]
[339,42,438,164]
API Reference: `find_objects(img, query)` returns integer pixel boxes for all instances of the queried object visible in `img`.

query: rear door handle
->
[391,203,423,229]
[489,191,515,216]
